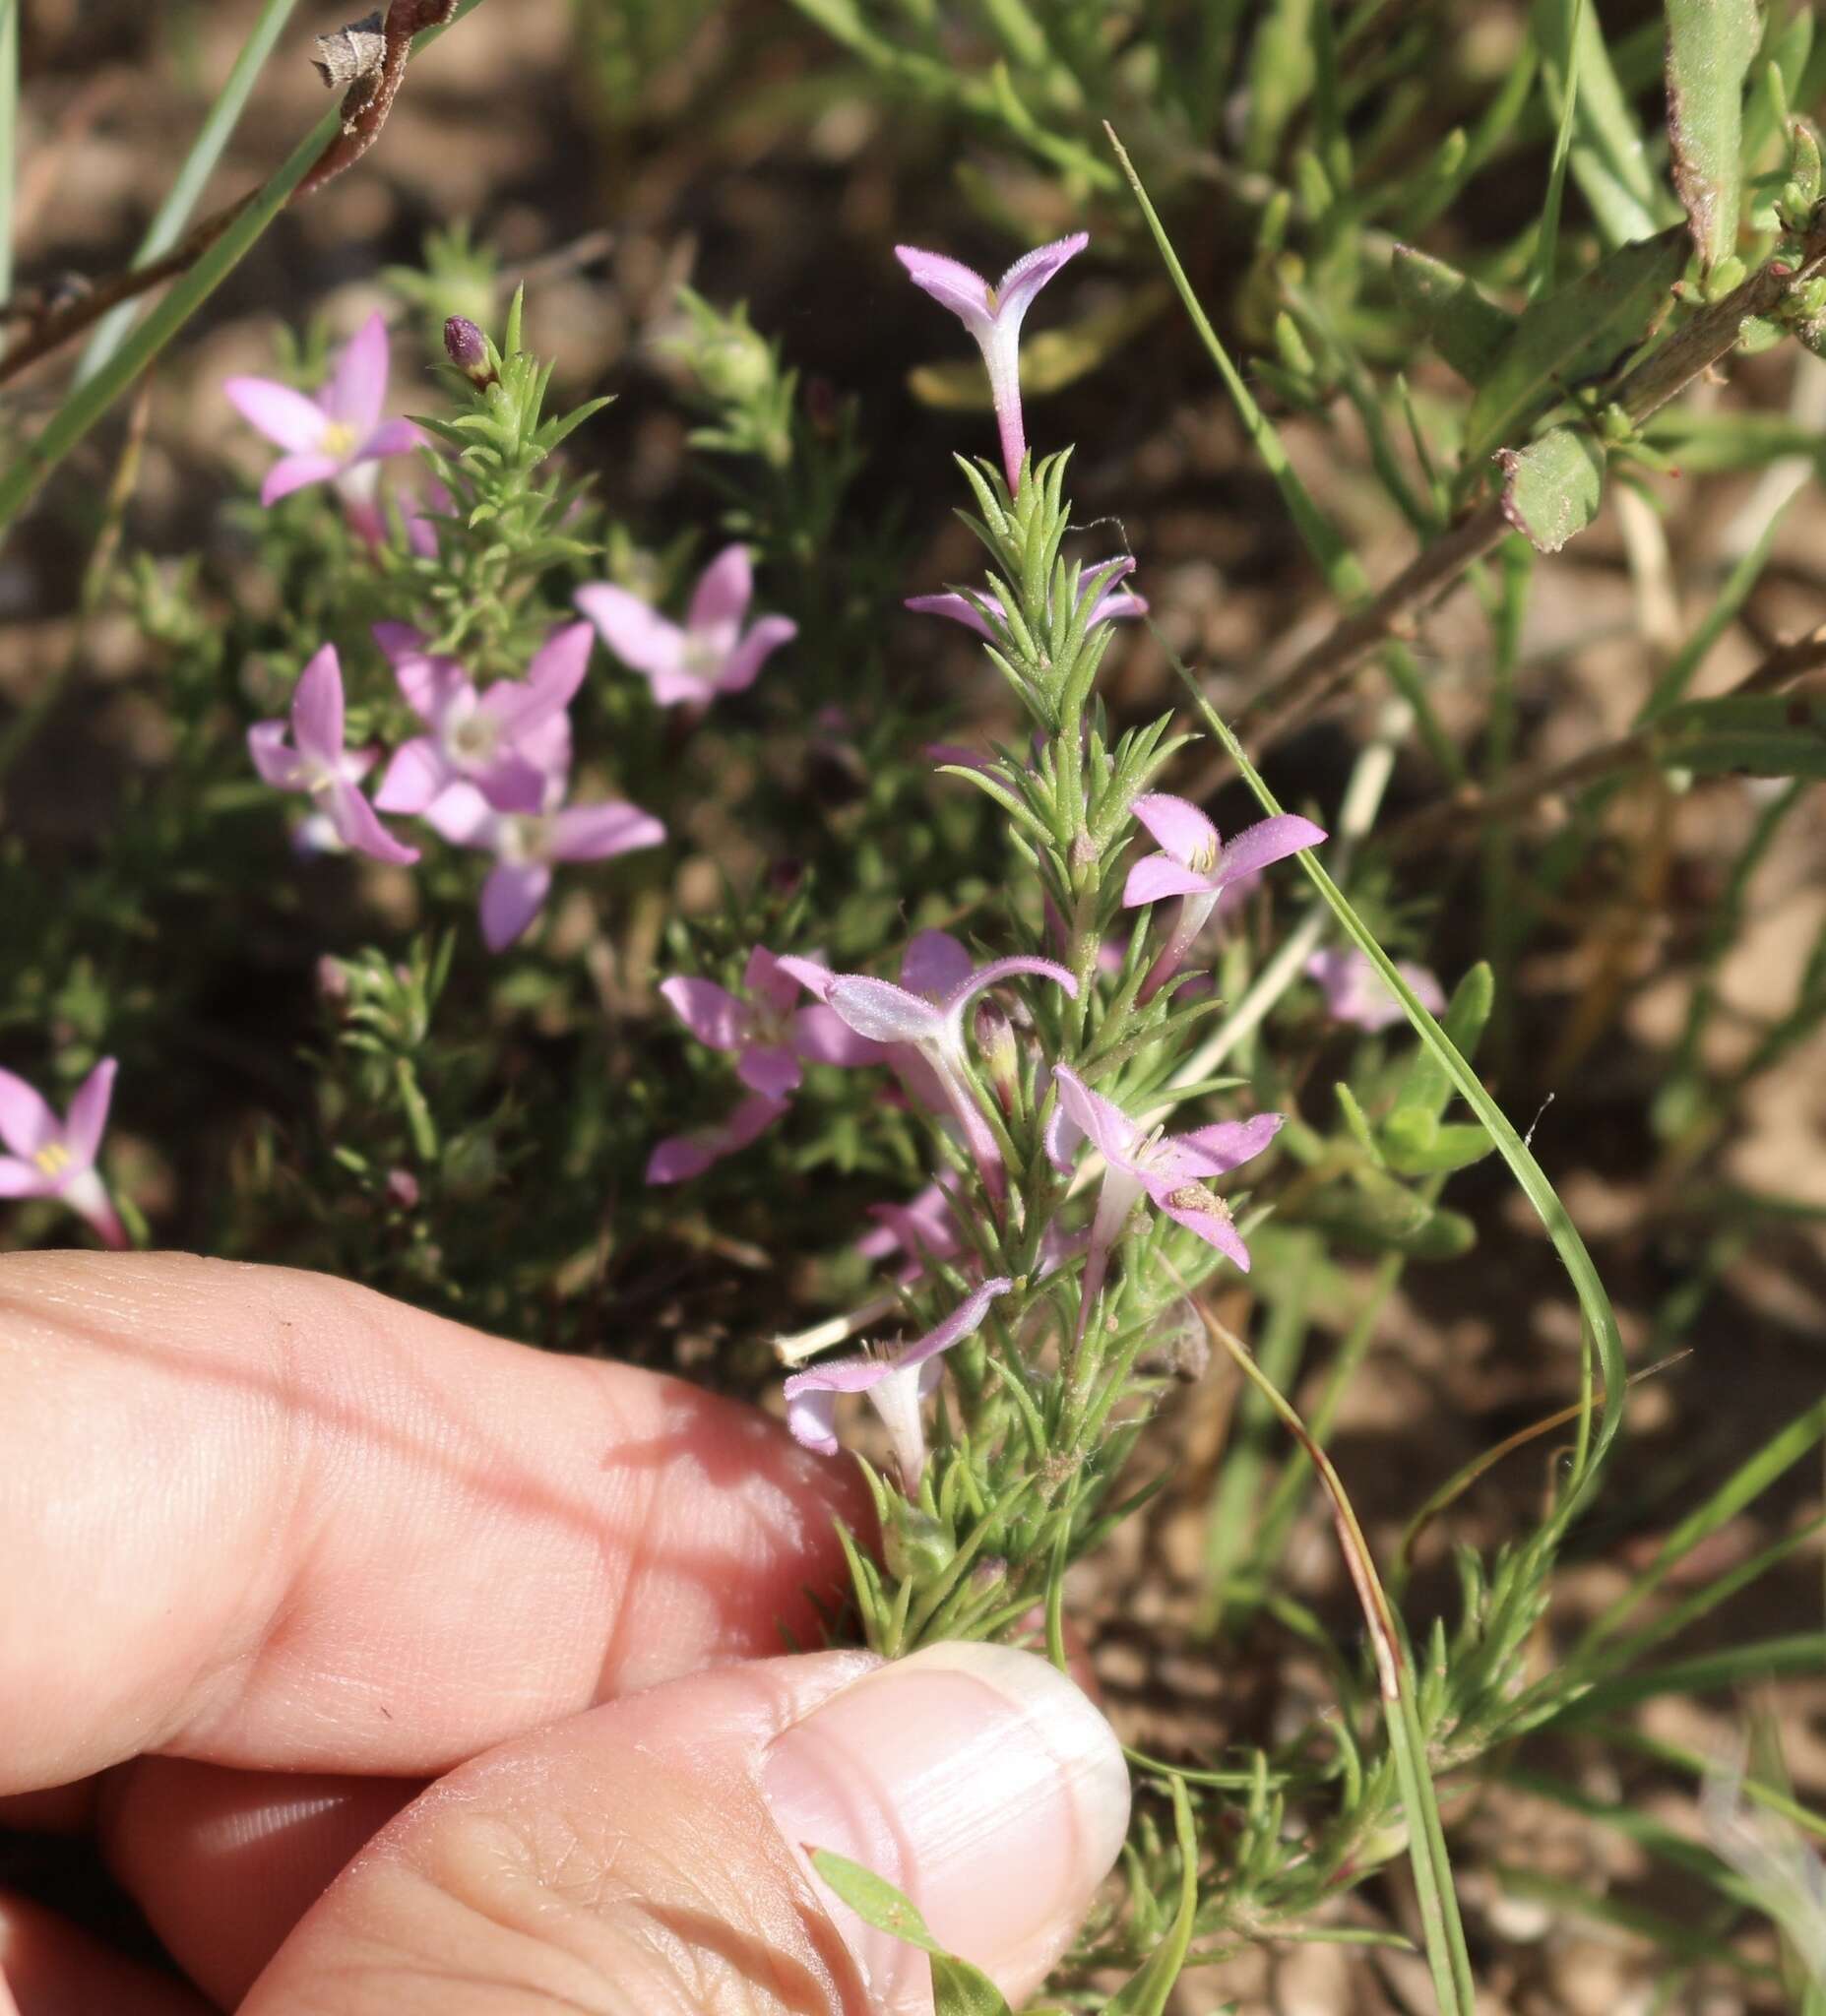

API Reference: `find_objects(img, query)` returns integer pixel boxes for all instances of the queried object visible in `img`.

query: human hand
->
[0,1252,1129,2014]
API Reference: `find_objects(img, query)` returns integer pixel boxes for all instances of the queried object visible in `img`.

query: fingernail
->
[762,1641,1130,2011]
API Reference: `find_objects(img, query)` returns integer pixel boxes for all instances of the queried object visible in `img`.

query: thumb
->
[240,1642,1131,2016]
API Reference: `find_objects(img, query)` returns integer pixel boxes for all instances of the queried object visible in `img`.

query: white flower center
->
[321,418,357,459]
[498,814,551,865]
[447,711,500,767]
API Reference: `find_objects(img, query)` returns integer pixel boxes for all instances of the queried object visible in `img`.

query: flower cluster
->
[637,233,1332,1487]
[228,319,799,951]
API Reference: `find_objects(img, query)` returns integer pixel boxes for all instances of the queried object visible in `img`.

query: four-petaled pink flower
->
[576,545,796,710]
[659,946,880,1100]
[1305,948,1446,1032]
[248,645,420,866]
[373,621,590,818]
[0,1058,127,1249]
[1124,793,1326,1003]
[1048,1063,1282,1342]
[424,777,664,952]
[907,555,1148,639]
[646,1090,789,1186]
[784,1275,1013,1482]
[224,312,419,512]
[812,932,1078,1199]
[895,233,1088,490]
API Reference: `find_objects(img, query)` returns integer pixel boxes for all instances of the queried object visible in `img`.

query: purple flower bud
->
[443,315,492,382]
[386,1167,421,1210]
[315,954,351,1006]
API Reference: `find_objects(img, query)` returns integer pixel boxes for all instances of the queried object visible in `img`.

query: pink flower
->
[1048,1064,1281,1340]
[856,1177,965,1282]
[1305,948,1447,1032]
[1124,793,1326,1002]
[895,233,1088,489]
[424,778,664,952]
[814,932,1078,1199]
[784,1275,1013,1481]
[372,621,589,818]
[907,555,1148,639]
[248,645,420,866]
[224,312,419,510]
[646,1090,788,1185]
[660,946,881,1100]
[576,545,796,709]
[0,1058,127,1249]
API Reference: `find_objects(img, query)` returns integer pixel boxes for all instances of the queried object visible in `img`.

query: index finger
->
[0,1251,867,1793]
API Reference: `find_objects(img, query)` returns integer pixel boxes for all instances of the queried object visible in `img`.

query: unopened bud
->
[884,1503,956,1581]
[969,1556,1009,1598]
[385,1166,421,1210]
[315,954,350,1007]
[443,315,493,384]
[974,997,1020,1112]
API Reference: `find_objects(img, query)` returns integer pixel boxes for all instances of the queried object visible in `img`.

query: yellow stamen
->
[33,1142,72,1177]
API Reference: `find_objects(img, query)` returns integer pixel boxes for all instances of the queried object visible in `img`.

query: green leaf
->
[809,1850,1013,2015]
[1497,425,1606,552]
[1531,0,1669,245]
[1667,0,1760,272]
[75,0,304,384]
[1381,1114,1495,1176]
[1656,690,1826,778]
[1463,225,1687,463]
[1390,246,1518,383]
[1105,1778,1198,2016]
[1393,962,1494,1122]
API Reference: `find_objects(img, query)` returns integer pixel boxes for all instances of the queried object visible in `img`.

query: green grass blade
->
[1575,1398,1826,1659]
[1531,0,1585,300]
[0,0,488,533]
[0,108,333,531]
[76,0,304,386]
[1185,683,1628,1533]
[1549,1635,1826,1723]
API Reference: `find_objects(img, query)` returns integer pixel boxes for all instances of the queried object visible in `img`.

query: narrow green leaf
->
[809,1850,1012,2014]
[1531,0,1669,244]
[1394,962,1494,1122]
[1184,685,1627,1534]
[1464,225,1687,463]
[1667,0,1760,272]
[1497,425,1606,552]
[1657,689,1826,778]
[0,0,491,532]
[76,0,304,384]
[1550,1634,1826,1721]
[1105,1777,1199,2016]
[1532,0,1587,299]
[1390,246,1518,384]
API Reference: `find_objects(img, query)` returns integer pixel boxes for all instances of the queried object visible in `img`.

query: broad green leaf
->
[809,1850,1013,2016]
[1390,246,1518,383]
[1381,1114,1495,1176]
[1104,1778,1198,2016]
[1392,963,1494,1124]
[1497,425,1606,552]
[1667,0,1760,272]
[1656,689,1826,778]
[1464,225,1687,463]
